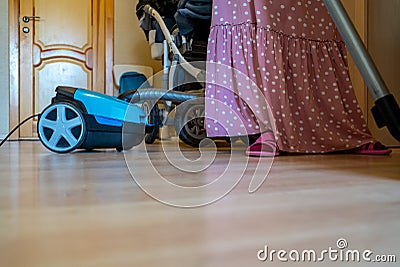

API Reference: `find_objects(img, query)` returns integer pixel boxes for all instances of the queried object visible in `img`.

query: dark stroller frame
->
[124,4,208,147]
[141,5,206,85]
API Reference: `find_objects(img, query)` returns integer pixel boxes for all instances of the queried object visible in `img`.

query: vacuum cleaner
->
[37,86,199,153]
[37,86,147,153]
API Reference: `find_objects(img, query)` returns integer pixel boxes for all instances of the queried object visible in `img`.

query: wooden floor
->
[0,140,399,267]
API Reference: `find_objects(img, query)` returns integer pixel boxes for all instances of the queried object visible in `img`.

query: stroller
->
[123,0,213,146]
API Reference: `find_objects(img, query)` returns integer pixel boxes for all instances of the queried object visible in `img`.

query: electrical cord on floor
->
[0,114,41,148]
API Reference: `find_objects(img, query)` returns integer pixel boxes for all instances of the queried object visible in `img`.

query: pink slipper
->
[351,142,392,155]
[246,131,280,157]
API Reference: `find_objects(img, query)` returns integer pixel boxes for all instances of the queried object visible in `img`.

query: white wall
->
[0,0,9,138]
[114,0,162,73]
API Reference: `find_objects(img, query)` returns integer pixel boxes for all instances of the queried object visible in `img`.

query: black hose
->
[0,114,40,148]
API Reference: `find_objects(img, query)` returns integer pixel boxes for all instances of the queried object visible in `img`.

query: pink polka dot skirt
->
[205,0,375,153]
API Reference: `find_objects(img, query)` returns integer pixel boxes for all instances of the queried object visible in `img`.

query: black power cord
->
[0,114,40,147]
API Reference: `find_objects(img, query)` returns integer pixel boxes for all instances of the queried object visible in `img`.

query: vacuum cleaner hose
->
[119,89,200,104]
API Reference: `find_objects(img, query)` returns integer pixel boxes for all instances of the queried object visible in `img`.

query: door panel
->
[18,0,113,138]
[35,60,92,113]
[34,0,92,50]
[32,0,93,115]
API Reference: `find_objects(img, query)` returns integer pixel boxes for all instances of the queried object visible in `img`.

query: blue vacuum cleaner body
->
[37,86,148,153]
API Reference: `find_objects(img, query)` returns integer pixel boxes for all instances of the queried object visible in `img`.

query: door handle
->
[22,16,41,23]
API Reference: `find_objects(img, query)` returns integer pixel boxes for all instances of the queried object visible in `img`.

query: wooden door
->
[17,0,113,138]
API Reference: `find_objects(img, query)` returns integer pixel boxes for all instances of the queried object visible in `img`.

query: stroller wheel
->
[38,102,87,153]
[174,98,206,147]
[142,100,160,144]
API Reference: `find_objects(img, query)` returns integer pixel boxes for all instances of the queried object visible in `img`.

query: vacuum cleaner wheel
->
[38,102,87,153]
[174,98,206,147]
[142,100,160,144]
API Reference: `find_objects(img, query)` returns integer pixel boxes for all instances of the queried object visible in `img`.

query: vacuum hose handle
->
[143,5,153,15]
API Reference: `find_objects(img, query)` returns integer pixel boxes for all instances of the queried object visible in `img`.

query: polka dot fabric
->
[205,0,375,153]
